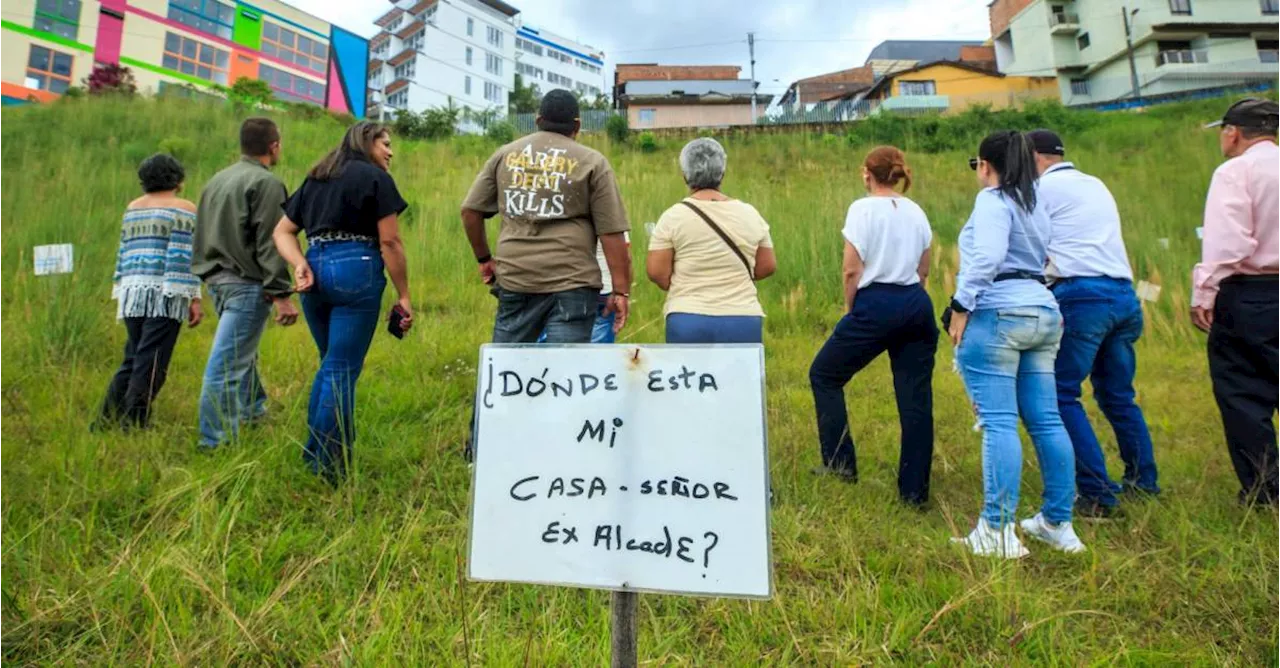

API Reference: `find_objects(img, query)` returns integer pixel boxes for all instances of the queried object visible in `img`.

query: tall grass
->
[2,96,1275,665]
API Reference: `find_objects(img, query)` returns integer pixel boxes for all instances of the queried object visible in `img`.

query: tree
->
[225,77,273,110]
[463,106,500,131]
[84,63,137,96]
[509,73,538,115]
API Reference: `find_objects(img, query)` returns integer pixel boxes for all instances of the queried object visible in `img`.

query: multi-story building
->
[614,64,772,130]
[989,0,1279,105]
[1,0,370,116]
[366,0,518,121]
[513,24,605,101]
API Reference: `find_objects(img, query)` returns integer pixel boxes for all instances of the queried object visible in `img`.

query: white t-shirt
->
[596,232,630,295]
[842,196,932,289]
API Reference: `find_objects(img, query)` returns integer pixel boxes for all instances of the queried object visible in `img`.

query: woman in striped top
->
[96,154,203,429]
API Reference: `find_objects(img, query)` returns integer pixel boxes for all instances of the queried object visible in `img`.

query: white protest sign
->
[1136,280,1162,302]
[469,344,772,599]
[33,244,73,275]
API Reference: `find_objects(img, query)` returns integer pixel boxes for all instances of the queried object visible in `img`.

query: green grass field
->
[2,96,1276,665]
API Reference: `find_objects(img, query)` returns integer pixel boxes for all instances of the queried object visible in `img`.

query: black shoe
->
[811,465,856,483]
[1238,489,1279,509]
[1074,498,1119,520]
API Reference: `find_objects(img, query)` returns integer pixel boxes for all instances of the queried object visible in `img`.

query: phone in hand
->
[388,304,409,339]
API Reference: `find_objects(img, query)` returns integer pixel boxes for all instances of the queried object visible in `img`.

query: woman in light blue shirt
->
[948,130,1084,559]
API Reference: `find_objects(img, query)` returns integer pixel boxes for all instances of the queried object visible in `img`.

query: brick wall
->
[989,0,1035,37]
[615,64,742,85]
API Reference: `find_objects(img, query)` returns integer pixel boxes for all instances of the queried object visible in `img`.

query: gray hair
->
[679,138,727,190]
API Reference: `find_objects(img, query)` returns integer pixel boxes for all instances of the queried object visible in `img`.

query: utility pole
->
[747,31,757,123]
[1122,6,1141,100]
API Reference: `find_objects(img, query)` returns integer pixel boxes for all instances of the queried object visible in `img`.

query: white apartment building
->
[367,0,518,121]
[989,0,1278,105]
[513,25,605,100]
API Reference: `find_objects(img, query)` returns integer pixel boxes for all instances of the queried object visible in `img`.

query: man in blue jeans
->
[1031,129,1161,517]
[192,118,300,448]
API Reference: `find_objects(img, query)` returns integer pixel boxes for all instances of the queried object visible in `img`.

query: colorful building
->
[862,60,1059,114]
[1,0,370,117]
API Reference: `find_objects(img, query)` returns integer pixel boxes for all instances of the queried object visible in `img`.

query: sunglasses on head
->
[968,157,979,171]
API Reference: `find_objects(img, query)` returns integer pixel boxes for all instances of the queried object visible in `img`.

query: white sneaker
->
[1019,513,1087,554]
[952,517,1029,559]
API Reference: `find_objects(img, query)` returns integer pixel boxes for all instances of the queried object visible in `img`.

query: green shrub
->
[846,100,1104,153]
[637,131,658,153]
[157,136,196,162]
[605,113,629,144]
[121,141,151,166]
[486,120,515,144]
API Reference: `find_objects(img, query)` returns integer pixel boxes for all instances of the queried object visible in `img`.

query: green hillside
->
[2,95,1276,664]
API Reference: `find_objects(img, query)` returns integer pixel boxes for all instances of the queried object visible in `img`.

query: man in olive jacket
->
[192,117,298,448]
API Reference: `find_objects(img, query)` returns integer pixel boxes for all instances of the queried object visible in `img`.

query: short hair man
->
[1192,98,1279,506]
[1030,129,1160,518]
[460,90,631,458]
[192,117,299,448]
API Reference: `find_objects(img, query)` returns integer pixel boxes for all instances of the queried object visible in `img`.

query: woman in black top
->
[274,121,411,482]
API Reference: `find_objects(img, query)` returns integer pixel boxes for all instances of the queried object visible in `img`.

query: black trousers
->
[100,317,182,428]
[1208,276,1279,503]
[809,283,938,504]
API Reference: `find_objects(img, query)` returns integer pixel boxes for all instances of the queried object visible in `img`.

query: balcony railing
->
[1157,50,1208,66]
[1260,49,1279,63]
[1050,12,1080,27]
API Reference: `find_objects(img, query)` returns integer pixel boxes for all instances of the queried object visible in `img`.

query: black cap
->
[537,89,580,133]
[1205,98,1279,130]
[1026,129,1065,156]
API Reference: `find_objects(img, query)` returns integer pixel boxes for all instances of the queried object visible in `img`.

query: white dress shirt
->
[1040,162,1134,281]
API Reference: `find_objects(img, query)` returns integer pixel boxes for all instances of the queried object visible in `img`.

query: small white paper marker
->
[1157,238,1170,249]
[33,244,73,275]
[1195,227,1204,240]
[1136,280,1162,302]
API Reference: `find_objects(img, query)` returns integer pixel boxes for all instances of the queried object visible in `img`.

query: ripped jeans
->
[956,307,1076,527]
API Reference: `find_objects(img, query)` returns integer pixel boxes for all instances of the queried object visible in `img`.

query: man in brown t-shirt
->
[461,89,631,344]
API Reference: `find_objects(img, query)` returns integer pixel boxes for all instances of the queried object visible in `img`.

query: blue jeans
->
[300,241,386,479]
[537,295,616,344]
[665,313,763,343]
[198,282,271,447]
[1053,277,1159,505]
[956,307,1076,526]
[809,284,937,503]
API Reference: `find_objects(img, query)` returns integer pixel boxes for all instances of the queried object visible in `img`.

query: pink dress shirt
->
[1193,140,1279,309]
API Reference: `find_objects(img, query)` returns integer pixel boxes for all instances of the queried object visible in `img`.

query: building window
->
[407,31,425,51]
[484,81,503,104]
[1168,0,1192,14]
[25,45,73,94]
[167,0,234,41]
[487,25,503,47]
[259,63,324,103]
[486,52,502,75]
[1076,33,1090,49]
[898,80,936,96]
[388,14,403,31]
[1264,0,1279,15]
[261,23,328,75]
[466,46,473,66]
[369,68,383,87]
[547,72,573,87]
[517,62,543,79]
[1157,40,1204,65]
[467,18,474,36]
[465,75,472,95]
[394,59,416,80]
[387,89,408,108]
[162,32,229,83]
[575,59,601,75]
[1070,78,1089,96]
[517,37,544,56]
[373,40,390,58]
[1258,38,1279,62]
[575,82,600,97]
[637,108,656,125]
[33,0,80,40]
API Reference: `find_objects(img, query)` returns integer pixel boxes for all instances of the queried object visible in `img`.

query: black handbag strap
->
[679,200,753,281]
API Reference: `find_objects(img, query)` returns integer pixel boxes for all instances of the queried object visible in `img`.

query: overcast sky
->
[291,0,993,97]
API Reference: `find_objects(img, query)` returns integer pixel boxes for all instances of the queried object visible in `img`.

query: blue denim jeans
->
[493,287,597,344]
[956,307,1076,526]
[665,313,764,343]
[537,295,616,344]
[198,282,271,447]
[300,241,386,479]
[1053,277,1159,505]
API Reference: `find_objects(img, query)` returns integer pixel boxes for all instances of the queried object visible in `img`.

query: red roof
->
[374,7,403,27]
[384,79,409,95]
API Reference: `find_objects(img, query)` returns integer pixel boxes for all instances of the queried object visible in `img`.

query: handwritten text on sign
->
[468,345,772,598]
